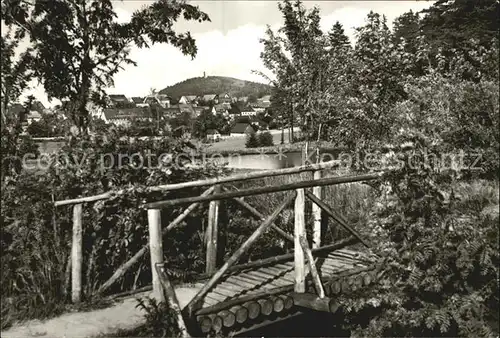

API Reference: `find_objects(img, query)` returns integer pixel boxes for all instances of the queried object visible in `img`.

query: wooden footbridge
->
[54,159,384,337]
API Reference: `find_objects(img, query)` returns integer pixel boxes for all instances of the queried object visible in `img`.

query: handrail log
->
[185,192,297,315]
[54,160,339,207]
[305,191,371,248]
[145,172,384,209]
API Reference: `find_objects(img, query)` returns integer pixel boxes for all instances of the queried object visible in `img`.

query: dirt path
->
[1,284,202,338]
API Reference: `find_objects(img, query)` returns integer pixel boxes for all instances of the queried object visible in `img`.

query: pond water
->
[33,140,343,170]
[220,150,342,170]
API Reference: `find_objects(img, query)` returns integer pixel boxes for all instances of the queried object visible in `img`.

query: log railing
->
[143,170,381,324]
[55,159,362,304]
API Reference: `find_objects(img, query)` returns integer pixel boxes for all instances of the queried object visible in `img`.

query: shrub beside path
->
[1,284,202,338]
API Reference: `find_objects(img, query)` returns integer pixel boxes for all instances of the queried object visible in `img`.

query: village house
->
[216,93,232,104]
[198,94,217,104]
[193,106,207,116]
[103,107,152,126]
[179,95,198,104]
[143,94,171,108]
[106,94,131,108]
[25,100,47,124]
[206,129,221,142]
[259,95,271,104]
[240,106,257,117]
[178,103,196,116]
[163,103,200,118]
[25,111,42,129]
[251,95,272,113]
[214,103,230,116]
[131,97,144,105]
[230,122,255,137]
[251,118,269,130]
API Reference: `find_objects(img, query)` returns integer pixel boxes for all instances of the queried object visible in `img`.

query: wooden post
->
[156,264,191,337]
[312,170,323,249]
[148,209,165,302]
[71,203,83,303]
[294,188,306,293]
[206,185,220,274]
[186,192,296,315]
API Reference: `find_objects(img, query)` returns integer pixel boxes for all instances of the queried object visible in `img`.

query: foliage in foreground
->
[337,136,499,337]
[134,297,181,337]
[0,131,228,329]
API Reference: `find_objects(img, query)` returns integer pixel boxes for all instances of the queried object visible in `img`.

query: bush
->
[338,135,499,337]
[258,131,274,147]
[245,131,259,148]
[0,132,229,329]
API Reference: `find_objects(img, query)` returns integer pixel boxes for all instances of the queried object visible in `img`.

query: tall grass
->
[225,170,376,259]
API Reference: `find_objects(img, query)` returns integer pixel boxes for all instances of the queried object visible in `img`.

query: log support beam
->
[290,292,339,313]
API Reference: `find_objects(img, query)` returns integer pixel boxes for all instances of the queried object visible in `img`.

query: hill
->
[158,76,273,99]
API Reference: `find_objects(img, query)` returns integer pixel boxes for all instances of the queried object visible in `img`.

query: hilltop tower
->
[203,71,206,78]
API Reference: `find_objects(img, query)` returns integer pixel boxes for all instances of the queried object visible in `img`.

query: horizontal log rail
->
[54,160,340,207]
[145,172,384,209]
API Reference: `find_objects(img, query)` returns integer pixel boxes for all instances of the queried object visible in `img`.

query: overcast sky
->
[20,1,434,107]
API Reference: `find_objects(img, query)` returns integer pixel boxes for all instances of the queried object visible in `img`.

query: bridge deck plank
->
[198,248,376,310]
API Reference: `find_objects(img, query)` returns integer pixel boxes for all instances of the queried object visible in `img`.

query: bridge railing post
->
[206,185,220,275]
[312,169,323,249]
[71,203,83,303]
[148,208,165,302]
[294,188,306,293]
